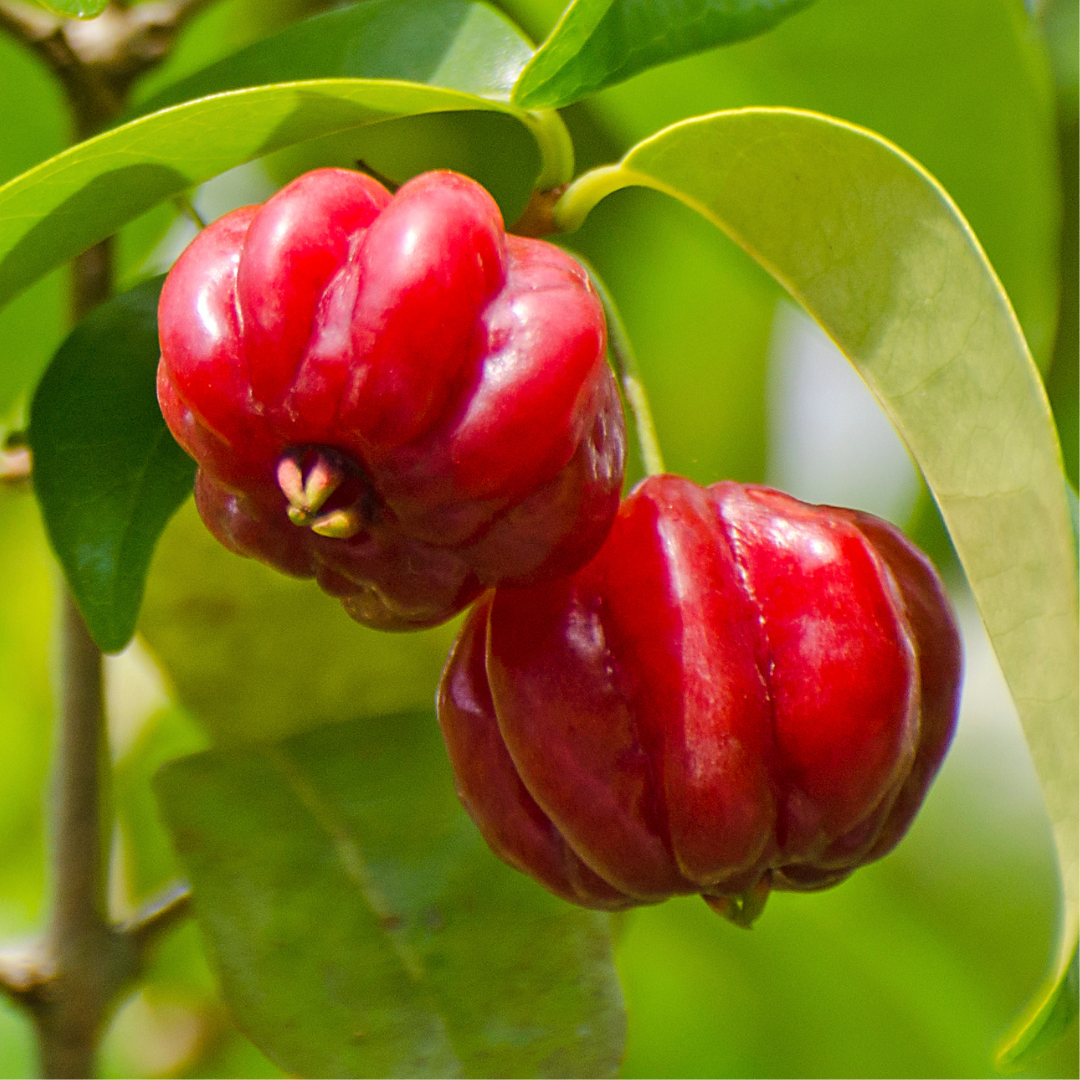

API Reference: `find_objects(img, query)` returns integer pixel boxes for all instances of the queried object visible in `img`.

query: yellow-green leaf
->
[511,0,814,109]
[554,106,1079,1062]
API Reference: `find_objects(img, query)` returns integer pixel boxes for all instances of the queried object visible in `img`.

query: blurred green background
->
[0,0,1076,1075]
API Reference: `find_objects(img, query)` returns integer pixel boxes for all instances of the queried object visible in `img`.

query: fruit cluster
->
[158,168,961,920]
[157,168,625,630]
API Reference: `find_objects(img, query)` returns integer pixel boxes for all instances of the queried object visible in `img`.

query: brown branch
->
[0,0,224,136]
[0,948,45,1009]
[27,592,121,1078]
[0,3,116,134]
[24,602,193,1079]
[0,446,31,483]
[0,4,203,1074]
[50,594,109,955]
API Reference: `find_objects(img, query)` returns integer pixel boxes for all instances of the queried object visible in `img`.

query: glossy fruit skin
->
[438,475,961,917]
[157,168,625,630]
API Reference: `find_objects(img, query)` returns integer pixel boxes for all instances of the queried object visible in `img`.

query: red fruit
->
[157,168,625,630]
[438,475,961,923]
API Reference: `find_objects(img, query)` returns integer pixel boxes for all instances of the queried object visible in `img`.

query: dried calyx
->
[276,447,367,539]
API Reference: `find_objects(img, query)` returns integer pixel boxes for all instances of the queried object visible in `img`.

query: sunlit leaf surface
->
[512,0,814,108]
[131,0,532,116]
[0,82,514,317]
[156,711,625,1078]
[555,104,1079,1064]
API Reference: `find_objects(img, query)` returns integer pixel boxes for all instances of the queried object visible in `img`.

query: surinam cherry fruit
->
[157,168,625,630]
[438,475,962,924]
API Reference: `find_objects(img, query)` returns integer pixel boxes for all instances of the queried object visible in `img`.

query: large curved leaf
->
[554,106,1079,1067]
[0,0,572,327]
[156,710,625,1077]
[544,0,1060,373]
[511,0,814,109]
[0,78,561,320]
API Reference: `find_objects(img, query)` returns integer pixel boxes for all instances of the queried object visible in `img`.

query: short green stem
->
[523,108,576,191]
[551,164,635,234]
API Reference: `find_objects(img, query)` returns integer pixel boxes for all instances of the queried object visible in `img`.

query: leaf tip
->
[995,944,1078,1072]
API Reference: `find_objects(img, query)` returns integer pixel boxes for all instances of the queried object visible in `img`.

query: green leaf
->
[512,0,814,109]
[998,944,1079,1072]
[0,0,572,331]
[139,499,463,747]
[0,29,66,422]
[29,277,195,654]
[130,0,533,116]
[545,0,1059,372]
[0,79,559,320]
[554,105,1079,1062]
[28,0,107,17]
[115,703,209,901]
[155,711,625,1078]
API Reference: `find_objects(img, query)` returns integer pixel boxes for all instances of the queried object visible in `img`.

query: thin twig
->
[578,260,666,477]
[72,236,113,320]
[123,881,192,959]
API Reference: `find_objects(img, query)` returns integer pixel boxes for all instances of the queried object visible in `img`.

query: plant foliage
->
[0,0,1073,1074]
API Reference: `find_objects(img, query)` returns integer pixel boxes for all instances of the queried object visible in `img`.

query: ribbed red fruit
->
[157,168,625,630]
[438,475,961,923]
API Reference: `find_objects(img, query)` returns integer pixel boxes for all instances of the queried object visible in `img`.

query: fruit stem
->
[704,872,772,929]
[354,159,400,193]
[523,109,576,191]
[173,192,206,230]
[579,260,665,477]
